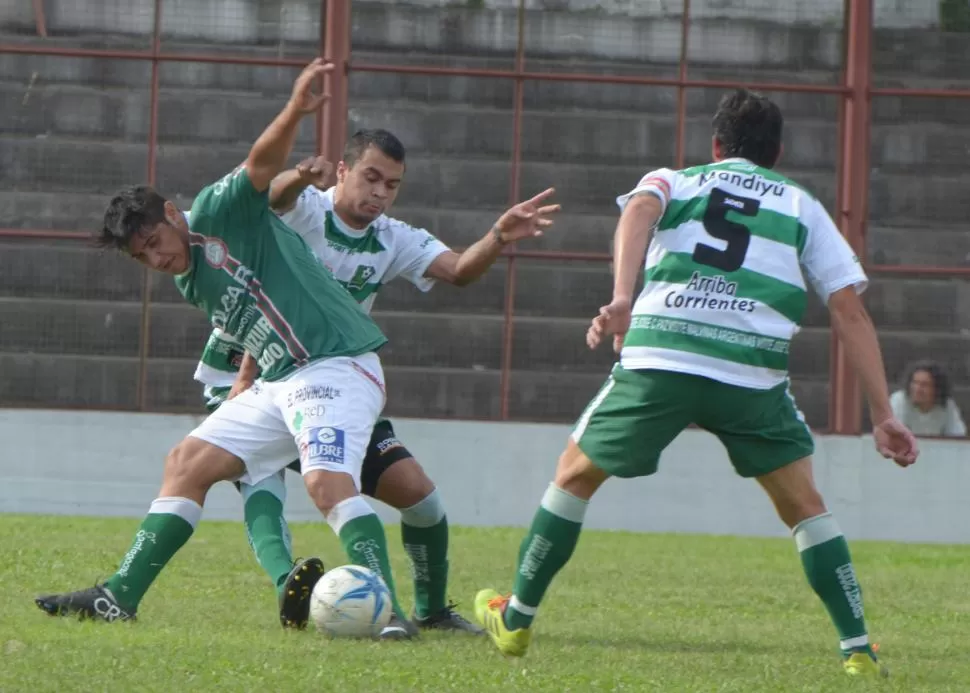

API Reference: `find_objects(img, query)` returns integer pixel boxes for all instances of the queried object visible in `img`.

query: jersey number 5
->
[692,188,760,273]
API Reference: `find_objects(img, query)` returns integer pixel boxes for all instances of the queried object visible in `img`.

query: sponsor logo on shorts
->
[376,437,403,456]
[302,404,326,419]
[287,385,342,407]
[300,426,346,466]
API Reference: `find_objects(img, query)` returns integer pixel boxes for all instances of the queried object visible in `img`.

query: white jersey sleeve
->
[799,197,868,303]
[382,218,451,292]
[277,186,331,238]
[615,167,676,214]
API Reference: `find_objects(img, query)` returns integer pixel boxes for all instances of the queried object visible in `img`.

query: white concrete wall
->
[2,410,967,543]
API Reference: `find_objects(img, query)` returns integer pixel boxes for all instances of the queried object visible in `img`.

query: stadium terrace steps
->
[2,3,969,424]
[9,136,970,224]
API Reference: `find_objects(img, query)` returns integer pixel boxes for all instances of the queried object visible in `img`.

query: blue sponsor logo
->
[302,426,345,465]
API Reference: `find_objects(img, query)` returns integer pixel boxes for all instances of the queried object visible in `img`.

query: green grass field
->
[2,514,970,692]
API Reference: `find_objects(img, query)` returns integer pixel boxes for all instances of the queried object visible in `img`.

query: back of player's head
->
[712,89,783,168]
[97,185,168,249]
[343,129,406,168]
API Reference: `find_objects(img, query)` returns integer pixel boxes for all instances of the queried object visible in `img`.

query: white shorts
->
[189,352,385,488]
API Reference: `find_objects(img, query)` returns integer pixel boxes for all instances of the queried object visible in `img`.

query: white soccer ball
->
[309,564,393,638]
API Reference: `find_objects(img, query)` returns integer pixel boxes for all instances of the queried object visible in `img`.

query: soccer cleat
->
[379,613,420,640]
[279,557,326,630]
[413,603,485,635]
[35,585,135,622]
[474,589,531,657]
[843,651,889,677]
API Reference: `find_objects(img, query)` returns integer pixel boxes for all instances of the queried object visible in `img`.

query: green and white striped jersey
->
[617,158,866,390]
[193,186,450,404]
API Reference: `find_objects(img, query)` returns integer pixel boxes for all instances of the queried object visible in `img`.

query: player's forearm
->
[830,300,893,424]
[269,169,311,213]
[238,352,260,383]
[246,103,305,192]
[451,226,505,286]
[613,195,662,302]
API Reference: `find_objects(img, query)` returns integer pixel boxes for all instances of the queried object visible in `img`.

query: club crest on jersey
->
[204,238,229,268]
[347,265,376,291]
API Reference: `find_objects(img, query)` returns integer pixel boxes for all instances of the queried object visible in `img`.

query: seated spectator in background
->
[890,360,967,437]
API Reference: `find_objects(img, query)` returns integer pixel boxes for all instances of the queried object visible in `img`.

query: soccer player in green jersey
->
[196,132,558,635]
[34,60,416,638]
[474,89,920,676]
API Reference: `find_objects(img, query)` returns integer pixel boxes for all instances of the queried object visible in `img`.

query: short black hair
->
[343,128,406,168]
[712,88,784,168]
[902,360,952,406]
[96,185,168,250]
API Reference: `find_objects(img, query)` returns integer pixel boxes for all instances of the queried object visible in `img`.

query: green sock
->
[243,489,295,594]
[338,509,407,621]
[506,484,588,631]
[794,513,872,656]
[103,496,201,611]
[400,491,449,618]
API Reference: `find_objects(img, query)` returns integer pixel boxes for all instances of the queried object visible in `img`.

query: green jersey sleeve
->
[189,165,270,243]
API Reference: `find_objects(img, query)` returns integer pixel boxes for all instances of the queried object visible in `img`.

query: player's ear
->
[163,200,182,227]
[336,161,348,184]
[711,135,722,161]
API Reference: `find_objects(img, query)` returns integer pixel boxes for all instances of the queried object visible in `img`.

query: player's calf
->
[758,458,881,665]
[306,471,410,625]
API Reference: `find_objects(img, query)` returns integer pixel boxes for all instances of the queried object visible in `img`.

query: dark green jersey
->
[174,166,387,381]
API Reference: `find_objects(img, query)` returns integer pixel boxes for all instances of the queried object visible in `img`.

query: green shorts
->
[572,366,815,479]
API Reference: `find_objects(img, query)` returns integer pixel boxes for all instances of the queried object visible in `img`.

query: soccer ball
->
[308,565,393,638]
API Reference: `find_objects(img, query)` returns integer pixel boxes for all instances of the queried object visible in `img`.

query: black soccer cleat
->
[279,557,326,630]
[35,585,135,622]
[379,613,421,641]
[413,603,485,635]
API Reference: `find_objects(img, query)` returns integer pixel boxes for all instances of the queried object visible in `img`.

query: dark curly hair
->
[901,360,951,406]
[712,88,784,169]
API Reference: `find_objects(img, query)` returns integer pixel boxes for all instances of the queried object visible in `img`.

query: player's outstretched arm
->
[828,287,919,467]
[270,156,334,214]
[586,193,663,353]
[424,188,560,286]
[245,60,333,193]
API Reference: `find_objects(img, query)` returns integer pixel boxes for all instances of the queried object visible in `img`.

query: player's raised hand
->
[872,416,919,468]
[493,188,560,244]
[586,298,632,353]
[295,155,335,189]
[289,58,334,114]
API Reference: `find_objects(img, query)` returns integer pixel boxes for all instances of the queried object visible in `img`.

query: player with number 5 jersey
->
[617,150,858,388]
[475,89,919,678]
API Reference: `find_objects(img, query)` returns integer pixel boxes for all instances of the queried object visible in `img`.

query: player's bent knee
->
[779,489,827,528]
[553,439,609,501]
[756,456,827,528]
[373,458,435,509]
[304,469,359,515]
[161,437,244,501]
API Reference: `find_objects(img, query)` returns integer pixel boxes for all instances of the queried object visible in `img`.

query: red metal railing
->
[1,0,968,434]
